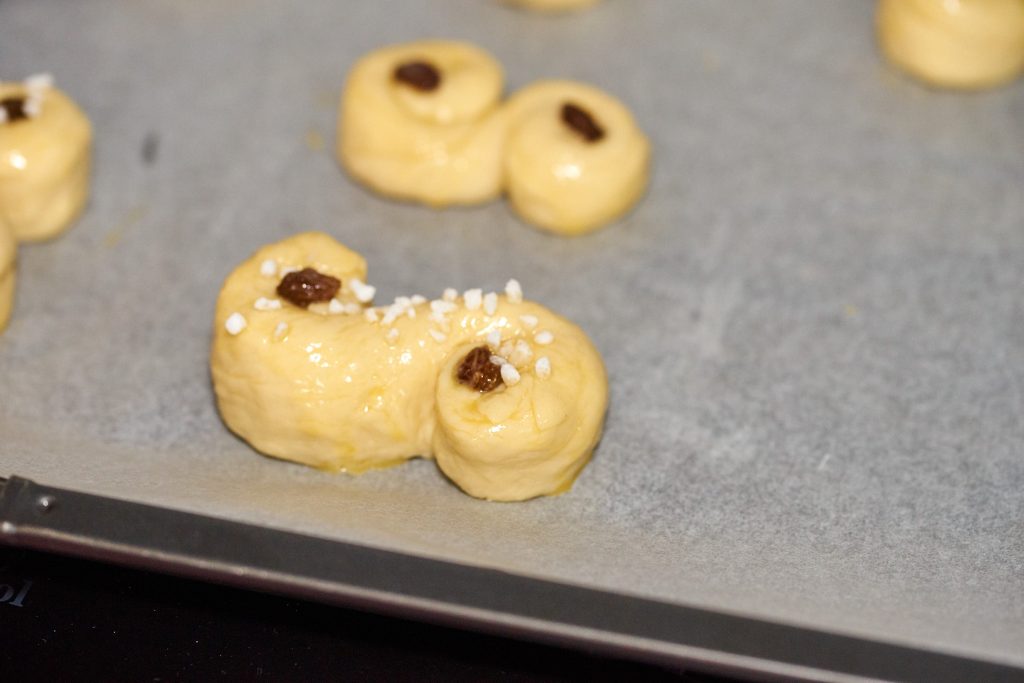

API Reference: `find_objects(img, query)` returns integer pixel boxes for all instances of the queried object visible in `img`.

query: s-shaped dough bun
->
[0,221,14,332]
[338,40,507,206]
[877,0,1024,89]
[503,80,650,235]
[505,0,599,12]
[337,41,651,235]
[0,76,92,241]
[211,232,608,501]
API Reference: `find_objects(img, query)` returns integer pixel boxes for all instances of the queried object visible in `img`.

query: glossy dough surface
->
[337,40,507,207]
[0,82,92,241]
[211,232,608,501]
[503,80,650,235]
[877,0,1024,89]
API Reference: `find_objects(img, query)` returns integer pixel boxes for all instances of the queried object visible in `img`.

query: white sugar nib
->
[483,292,498,316]
[464,288,482,311]
[500,363,521,386]
[505,279,523,304]
[225,312,247,335]
[24,73,54,91]
[350,278,376,303]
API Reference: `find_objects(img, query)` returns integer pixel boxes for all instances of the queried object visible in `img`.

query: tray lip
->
[1,475,1021,683]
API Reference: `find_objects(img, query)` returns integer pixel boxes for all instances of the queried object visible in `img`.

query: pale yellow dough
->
[0,221,14,332]
[505,0,599,12]
[0,82,92,241]
[211,232,608,501]
[877,0,1024,89]
[337,41,651,235]
[503,80,650,236]
[337,40,507,207]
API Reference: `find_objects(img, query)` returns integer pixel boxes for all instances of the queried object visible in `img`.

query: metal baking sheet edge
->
[0,475,1017,683]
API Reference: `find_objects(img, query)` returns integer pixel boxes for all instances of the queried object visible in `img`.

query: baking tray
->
[1,0,1022,680]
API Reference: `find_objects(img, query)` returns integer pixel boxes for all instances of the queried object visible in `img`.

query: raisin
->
[561,102,605,142]
[276,268,341,308]
[0,97,28,123]
[394,61,441,91]
[456,346,504,393]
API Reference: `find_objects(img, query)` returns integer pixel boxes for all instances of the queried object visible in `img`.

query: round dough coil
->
[502,80,650,235]
[877,0,1024,89]
[338,40,507,207]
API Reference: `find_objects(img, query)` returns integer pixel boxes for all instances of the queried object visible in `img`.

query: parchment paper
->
[2,0,1022,666]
